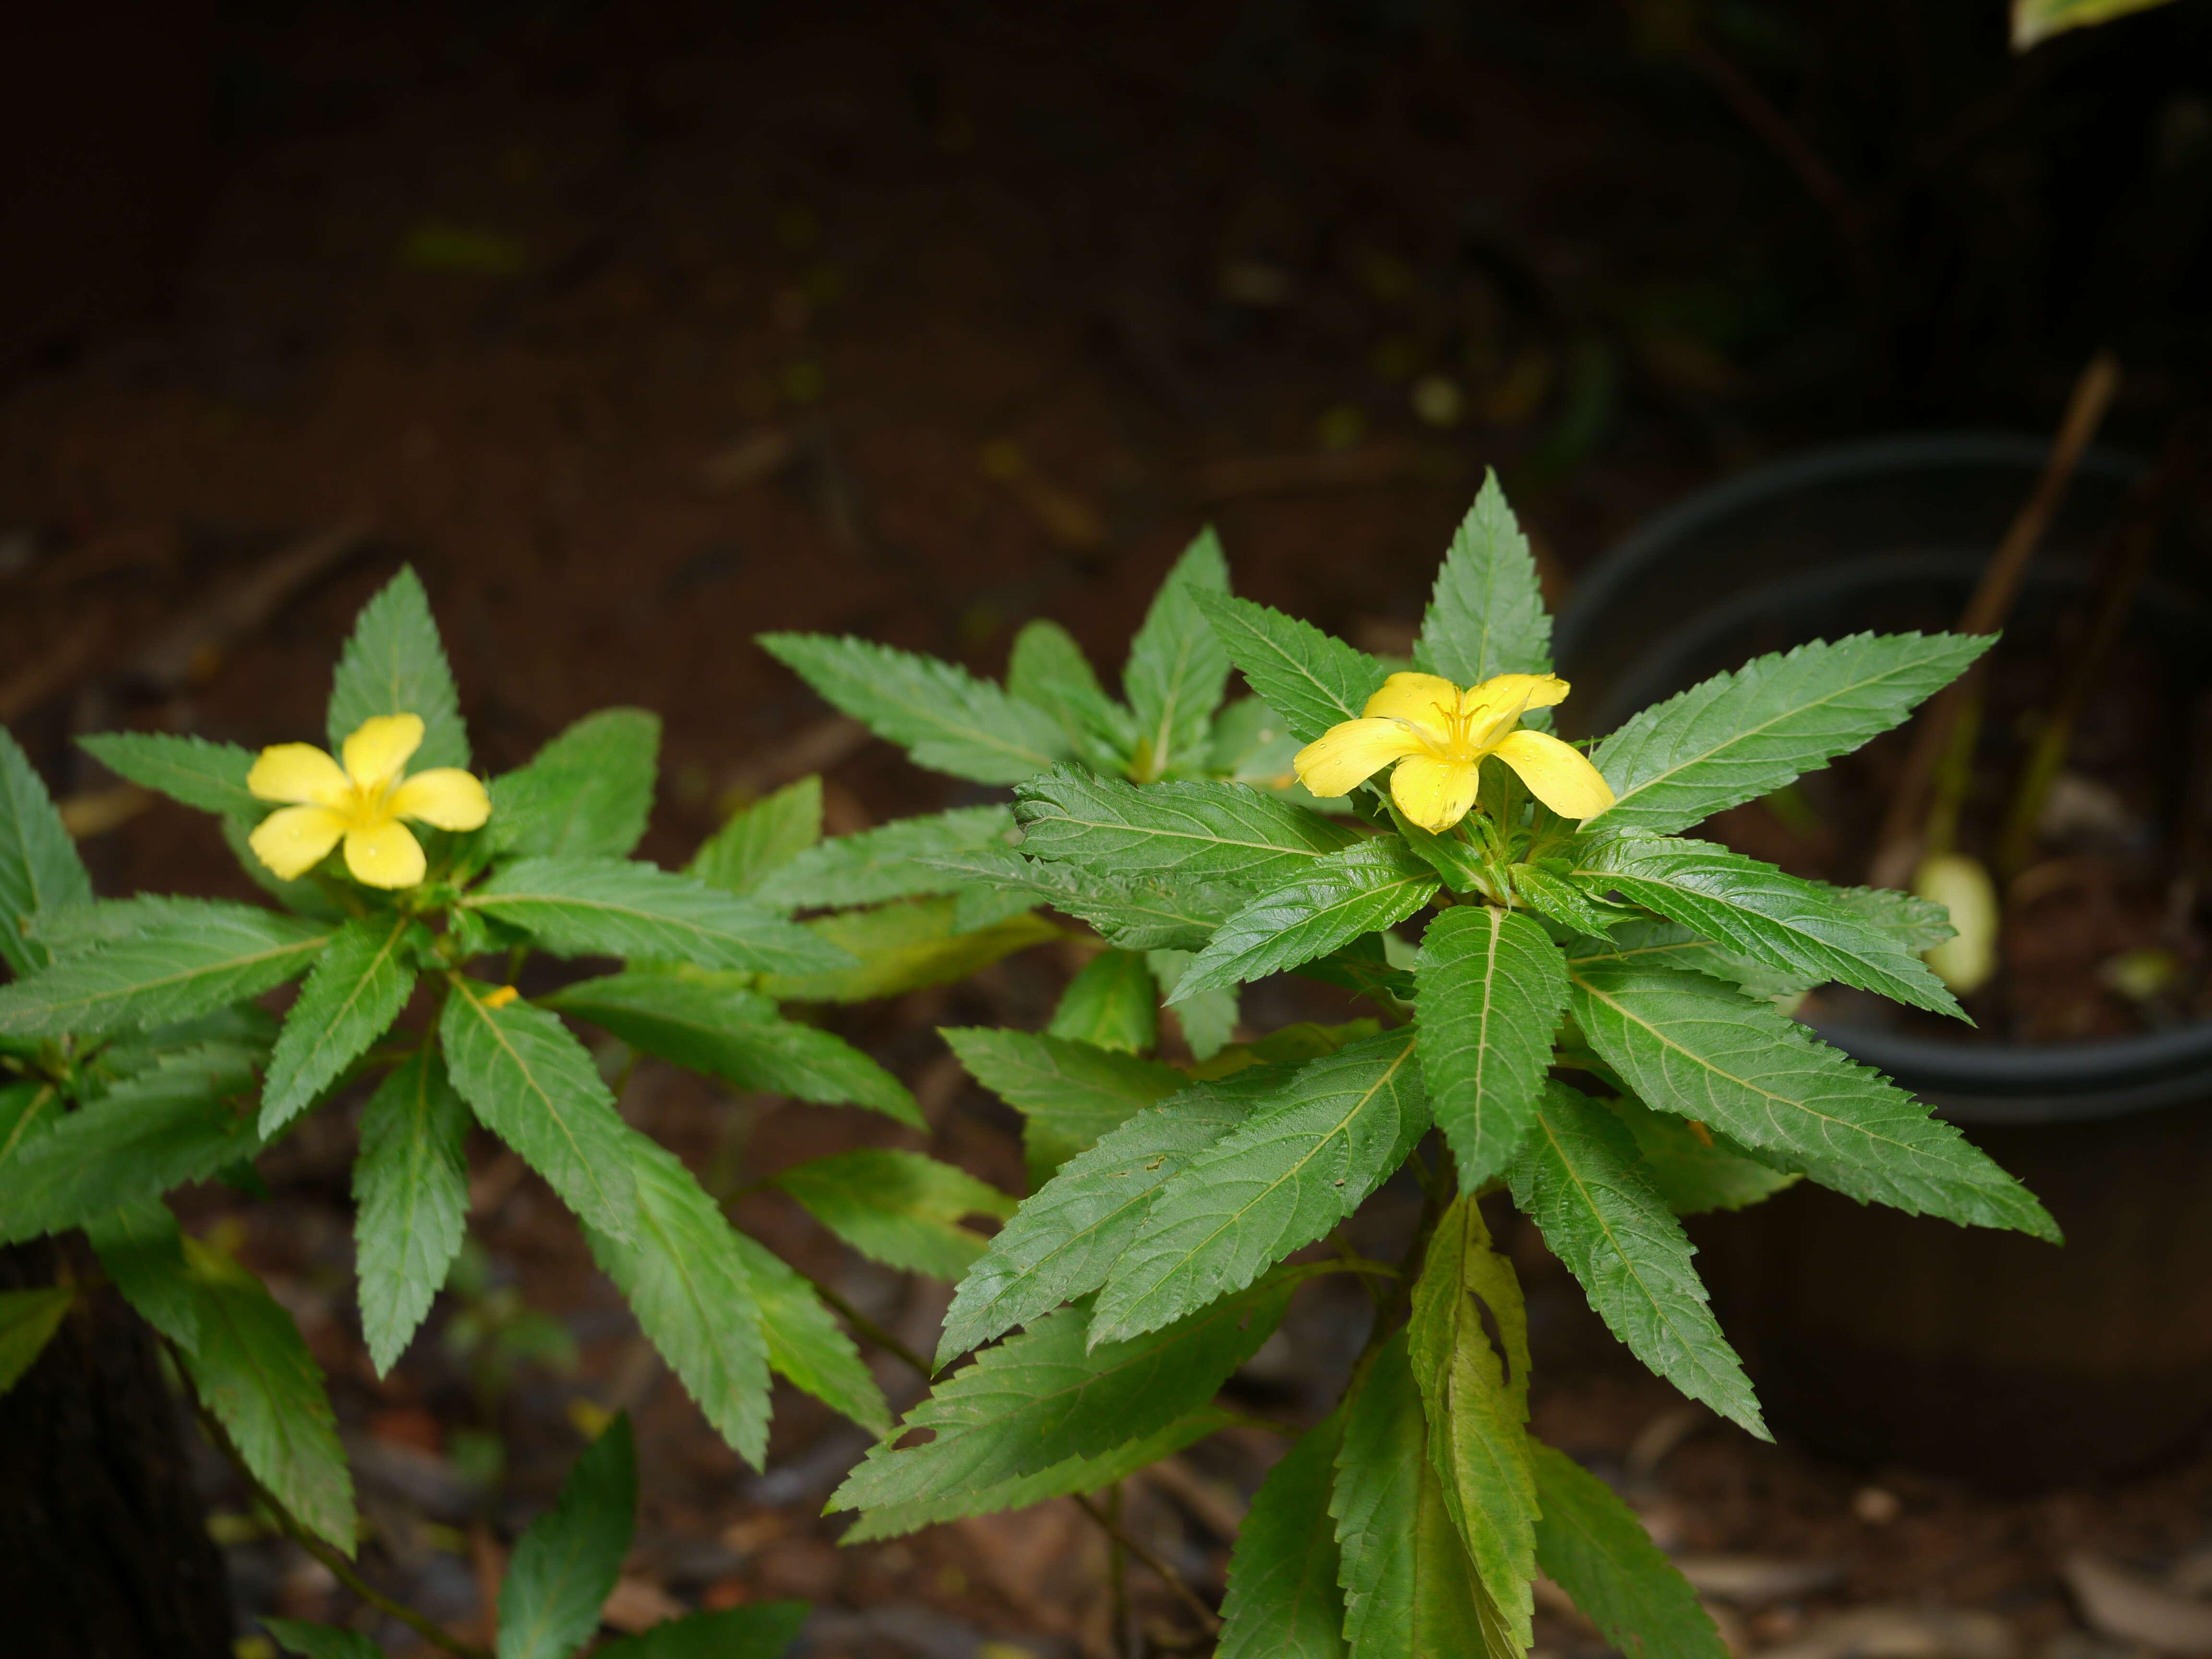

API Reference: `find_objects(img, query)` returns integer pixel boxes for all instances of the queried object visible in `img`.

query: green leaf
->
[937,1067,1284,1364]
[1588,633,1992,837]
[1416,905,1568,1190]
[1530,1441,1730,1659]
[1015,766,1361,887]
[327,566,469,770]
[592,1603,810,1659]
[85,1197,201,1351]
[924,847,1240,953]
[543,967,921,1126]
[758,632,1071,785]
[1331,1334,1515,1659]
[1834,883,1956,952]
[262,914,421,1132]
[440,980,637,1242]
[1568,919,1806,1004]
[585,1139,772,1467]
[0,907,329,1039]
[758,896,1055,1003]
[1123,529,1233,780]
[79,732,260,817]
[0,1081,59,1179]
[0,1043,262,1243]
[2014,0,2179,48]
[1091,1033,1427,1345]
[1414,472,1553,689]
[1049,949,1158,1055]
[1506,1082,1766,1436]
[750,804,1015,911]
[1008,617,1133,769]
[496,1415,636,1659]
[0,1285,74,1393]
[1388,811,1492,896]
[689,774,822,896]
[1567,957,2059,1238]
[771,1149,1016,1281]
[466,856,853,975]
[1512,864,1626,937]
[832,1272,1302,1514]
[1191,591,1389,746]
[1575,835,1960,1017]
[723,1229,891,1434]
[940,1024,1188,1190]
[353,1049,471,1374]
[27,894,239,957]
[1217,1414,1349,1659]
[0,728,94,977]
[1171,839,1439,1001]
[263,1618,389,1659]
[1148,948,1238,1060]
[180,1239,356,1553]
[1406,1198,1539,1646]
[1210,696,1302,785]
[1605,1093,1798,1215]
[489,709,660,860]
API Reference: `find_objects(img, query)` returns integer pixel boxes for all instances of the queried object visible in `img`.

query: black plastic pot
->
[1557,434,2212,1487]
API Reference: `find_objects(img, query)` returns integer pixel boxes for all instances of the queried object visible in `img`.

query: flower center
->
[1426,697,1519,764]
[339,777,400,831]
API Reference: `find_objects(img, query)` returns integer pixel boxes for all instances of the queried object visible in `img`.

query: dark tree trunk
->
[0,1236,234,1659]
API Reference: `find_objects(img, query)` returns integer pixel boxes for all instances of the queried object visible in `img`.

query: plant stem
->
[1074,1491,1221,1635]
[1106,1484,1133,1659]
[795,1265,937,1378]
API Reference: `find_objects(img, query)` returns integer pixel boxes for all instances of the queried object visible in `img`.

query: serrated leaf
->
[939,1025,1188,1192]
[181,1239,356,1552]
[1407,1198,1539,1646]
[1388,810,1492,895]
[689,774,821,896]
[1008,617,1134,769]
[262,914,421,1132]
[1605,1093,1798,1216]
[1049,948,1158,1055]
[1530,1441,1730,1659]
[1512,864,1626,936]
[1210,696,1301,785]
[0,728,95,977]
[1567,957,2058,1238]
[263,1618,389,1659]
[465,856,852,975]
[353,1049,471,1374]
[1568,919,1808,1004]
[1148,948,1238,1060]
[27,894,238,957]
[758,632,1071,784]
[592,1603,810,1659]
[439,979,636,1242]
[496,1415,636,1659]
[1506,1082,1766,1436]
[1190,1019,1382,1081]
[85,1196,201,1352]
[923,847,1241,952]
[585,1139,771,1467]
[0,1043,262,1243]
[935,1068,1281,1364]
[1091,1033,1427,1345]
[543,966,920,1125]
[1833,883,1955,952]
[1331,1333,1515,1659]
[1417,906,1568,1190]
[723,1228,891,1434]
[1587,633,1992,837]
[1575,834,1960,1017]
[1016,766,1360,887]
[1414,472,1553,690]
[327,566,469,771]
[0,1285,74,1393]
[1172,839,1439,1001]
[0,1081,59,1177]
[79,731,261,816]
[1191,591,1389,746]
[489,709,660,860]
[772,1149,1016,1281]
[832,1272,1305,1514]
[1217,1414,1350,1659]
[1124,529,1233,780]
[0,906,329,1039]
[750,804,1014,911]
[759,895,1055,1003]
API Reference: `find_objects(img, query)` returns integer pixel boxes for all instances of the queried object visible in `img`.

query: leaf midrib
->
[0,927,329,1028]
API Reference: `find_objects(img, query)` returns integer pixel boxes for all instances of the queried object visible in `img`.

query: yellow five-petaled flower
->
[1294,670,1613,833]
[246,714,491,890]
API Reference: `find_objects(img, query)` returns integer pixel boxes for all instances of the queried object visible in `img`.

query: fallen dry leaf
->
[1757,1606,2015,1659]
[2065,1552,2212,1655]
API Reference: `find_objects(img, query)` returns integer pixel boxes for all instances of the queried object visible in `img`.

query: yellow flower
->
[246,714,490,889]
[1294,671,1614,833]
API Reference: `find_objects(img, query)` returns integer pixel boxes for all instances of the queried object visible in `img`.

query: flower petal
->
[247,744,351,807]
[342,820,428,889]
[1462,672,1571,746]
[1362,672,1463,734]
[1295,717,1430,797]
[342,714,426,791]
[247,804,348,879]
[389,768,491,831]
[1491,728,1615,820]
[1388,753,1481,832]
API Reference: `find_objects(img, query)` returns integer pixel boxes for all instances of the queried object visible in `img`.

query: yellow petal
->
[1491,728,1615,820]
[1295,717,1430,797]
[1388,753,1481,832]
[342,820,428,889]
[247,744,351,807]
[1462,672,1571,746]
[389,768,491,831]
[1361,673,1463,733]
[247,804,348,879]
[342,714,426,791]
